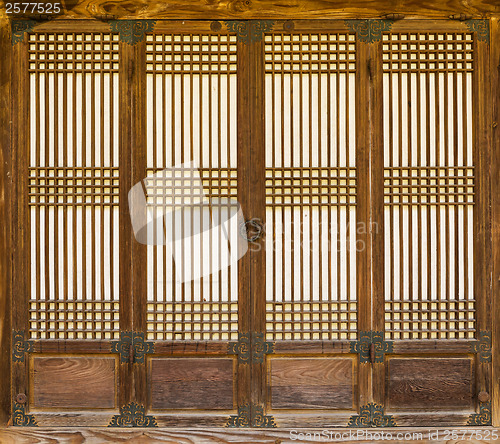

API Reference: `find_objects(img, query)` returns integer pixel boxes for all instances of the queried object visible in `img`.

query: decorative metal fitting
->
[12,331,34,363]
[228,332,274,364]
[468,401,492,426]
[111,331,155,364]
[12,402,37,427]
[350,331,393,363]
[109,20,157,45]
[239,219,264,242]
[226,403,276,428]
[471,331,491,363]
[465,19,490,42]
[223,20,275,44]
[345,19,393,43]
[283,20,295,31]
[109,402,158,427]
[348,403,396,428]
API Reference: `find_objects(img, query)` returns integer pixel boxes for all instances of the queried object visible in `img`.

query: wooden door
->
[9,17,493,429]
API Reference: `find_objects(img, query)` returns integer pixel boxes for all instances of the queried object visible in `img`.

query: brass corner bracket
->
[108,402,158,427]
[350,331,393,363]
[12,330,34,363]
[109,20,157,45]
[471,331,491,363]
[344,20,393,43]
[111,331,154,364]
[228,332,274,364]
[12,402,38,427]
[468,401,492,426]
[465,19,490,42]
[11,20,35,45]
[348,403,396,428]
[222,21,275,44]
[226,403,276,428]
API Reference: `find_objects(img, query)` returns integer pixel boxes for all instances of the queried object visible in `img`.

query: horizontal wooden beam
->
[0,0,500,20]
[1,427,499,443]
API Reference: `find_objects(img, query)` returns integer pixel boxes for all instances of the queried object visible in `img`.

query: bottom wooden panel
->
[269,357,355,410]
[31,355,117,410]
[1,427,499,443]
[386,357,475,411]
[149,357,235,410]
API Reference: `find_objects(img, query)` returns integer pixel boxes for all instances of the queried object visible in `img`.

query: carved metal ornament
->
[111,331,154,364]
[223,20,275,44]
[228,332,274,364]
[348,403,396,428]
[471,331,492,363]
[11,20,35,45]
[12,403,38,427]
[109,402,158,427]
[12,330,34,363]
[226,403,276,428]
[466,19,490,43]
[109,20,156,45]
[345,20,392,43]
[467,401,492,426]
[350,331,393,363]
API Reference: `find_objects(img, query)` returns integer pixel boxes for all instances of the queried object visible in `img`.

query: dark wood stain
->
[150,358,234,410]
[387,358,474,410]
[271,358,353,409]
[33,357,116,409]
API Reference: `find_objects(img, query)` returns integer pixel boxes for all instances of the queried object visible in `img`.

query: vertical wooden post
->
[249,33,267,418]
[473,23,492,415]
[130,39,148,408]
[118,38,134,408]
[0,18,12,426]
[490,17,500,427]
[236,38,252,417]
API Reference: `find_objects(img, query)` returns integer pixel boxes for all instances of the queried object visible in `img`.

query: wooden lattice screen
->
[8,18,493,429]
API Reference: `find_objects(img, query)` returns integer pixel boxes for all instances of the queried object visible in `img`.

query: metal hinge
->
[110,331,154,364]
[350,331,393,364]
[228,332,275,364]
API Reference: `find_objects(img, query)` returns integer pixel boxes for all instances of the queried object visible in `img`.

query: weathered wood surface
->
[0,427,499,443]
[1,0,500,20]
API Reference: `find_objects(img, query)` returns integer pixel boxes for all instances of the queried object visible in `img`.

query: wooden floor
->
[0,427,499,444]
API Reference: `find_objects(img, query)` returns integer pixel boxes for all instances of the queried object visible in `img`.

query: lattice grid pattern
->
[28,32,120,340]
[382,32,476,340]
[145,33,239,341]
[264,32,357,341]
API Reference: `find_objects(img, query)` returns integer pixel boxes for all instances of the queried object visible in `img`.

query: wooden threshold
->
[1,427,500,443]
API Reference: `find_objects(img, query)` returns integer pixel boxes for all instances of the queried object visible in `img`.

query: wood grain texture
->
[0,427,498,443]
[270,358,354,409]
[32,357,116,409]
[1,0,500,20]
[150,358,234,410]
[0,18,11,426]
[491,17,500,428]
[387,358,475,410]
